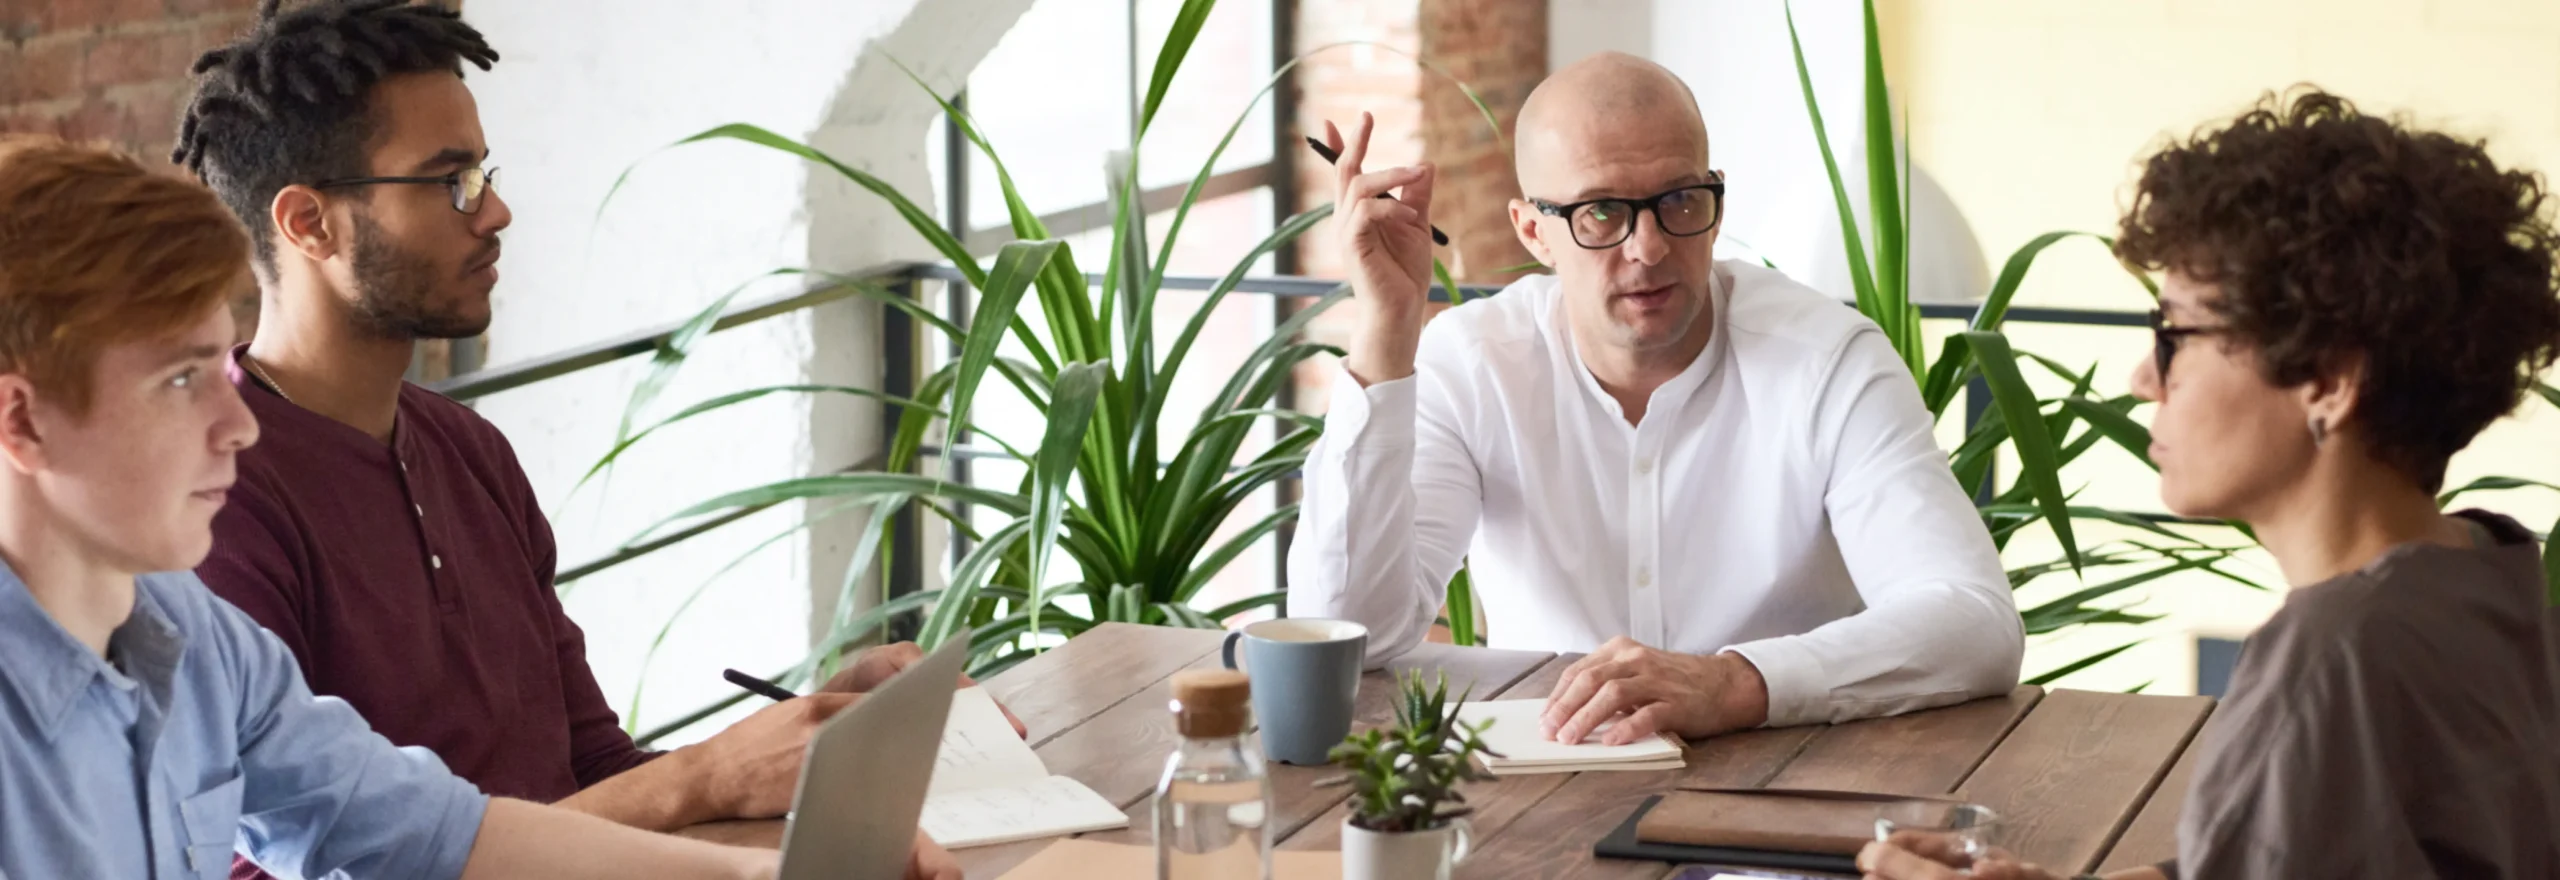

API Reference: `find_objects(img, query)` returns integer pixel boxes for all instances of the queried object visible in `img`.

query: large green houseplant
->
[591,2,1518,742]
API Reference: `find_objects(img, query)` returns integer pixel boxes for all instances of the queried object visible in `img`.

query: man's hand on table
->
[818,640,1028,737]
[1540,637,1771,745]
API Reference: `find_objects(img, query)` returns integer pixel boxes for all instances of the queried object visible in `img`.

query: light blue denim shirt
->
[0,565,487,879]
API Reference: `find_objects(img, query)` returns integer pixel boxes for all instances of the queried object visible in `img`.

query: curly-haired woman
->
[1858,87,2560,880]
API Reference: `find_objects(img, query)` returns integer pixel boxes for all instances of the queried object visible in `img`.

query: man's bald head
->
[1515,52,1710,196]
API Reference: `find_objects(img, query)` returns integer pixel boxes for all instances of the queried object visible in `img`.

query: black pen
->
[723,668,798,702]
[1306,135,1451,246]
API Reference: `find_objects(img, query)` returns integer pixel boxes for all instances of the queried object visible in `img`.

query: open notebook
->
[1454,699,1686,776]
[919,688,1129,848]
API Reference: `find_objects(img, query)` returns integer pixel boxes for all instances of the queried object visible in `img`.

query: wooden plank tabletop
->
[681,623,2216,879]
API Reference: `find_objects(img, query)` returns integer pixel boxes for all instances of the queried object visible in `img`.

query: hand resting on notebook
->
[1541,636,1772,745]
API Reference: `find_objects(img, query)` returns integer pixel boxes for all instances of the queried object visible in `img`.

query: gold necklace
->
[242,354,294,405]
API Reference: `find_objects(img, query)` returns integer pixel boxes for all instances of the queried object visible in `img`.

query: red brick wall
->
[1290,0,1540,285]
[1418,0,1541,283]
[1287,0,1543,372]
[2,0,476,377]
[2,1,262,163]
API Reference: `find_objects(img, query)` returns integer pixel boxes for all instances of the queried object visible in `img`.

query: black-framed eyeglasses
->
[312,166,499,214]
[2149,308,2227,380]
[1528,176,1726,249]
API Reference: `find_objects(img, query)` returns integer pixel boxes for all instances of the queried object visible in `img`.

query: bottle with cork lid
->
[1154,669,1272,879]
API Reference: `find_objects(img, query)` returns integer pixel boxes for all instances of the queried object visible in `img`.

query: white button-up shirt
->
[1287,262,2022,727]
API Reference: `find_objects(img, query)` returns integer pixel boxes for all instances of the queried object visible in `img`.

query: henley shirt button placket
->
[1631,437,1665,647]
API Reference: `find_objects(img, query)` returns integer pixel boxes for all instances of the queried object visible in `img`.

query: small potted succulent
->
[1317,671,1503,880]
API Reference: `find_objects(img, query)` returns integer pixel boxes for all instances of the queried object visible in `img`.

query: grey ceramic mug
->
[1221,618,1368,765]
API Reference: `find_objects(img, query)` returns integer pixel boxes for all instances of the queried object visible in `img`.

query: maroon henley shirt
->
[199,348,658,877]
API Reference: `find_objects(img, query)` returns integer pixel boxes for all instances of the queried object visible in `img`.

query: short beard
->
[347,212,489,340]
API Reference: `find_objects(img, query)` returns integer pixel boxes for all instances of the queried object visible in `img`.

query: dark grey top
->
[2172,510,2558,879]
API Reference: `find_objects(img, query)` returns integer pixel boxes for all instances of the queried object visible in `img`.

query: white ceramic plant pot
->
[1341,817,1471,880]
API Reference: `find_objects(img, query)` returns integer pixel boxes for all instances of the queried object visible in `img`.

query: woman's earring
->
[2309,416,2329,447]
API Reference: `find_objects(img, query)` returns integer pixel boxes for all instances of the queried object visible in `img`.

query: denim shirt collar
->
[0,564,186,742]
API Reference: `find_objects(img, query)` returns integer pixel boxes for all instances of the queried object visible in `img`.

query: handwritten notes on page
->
[920,688,1129,848]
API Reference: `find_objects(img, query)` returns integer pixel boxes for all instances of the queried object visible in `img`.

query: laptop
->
[776,627,972,880]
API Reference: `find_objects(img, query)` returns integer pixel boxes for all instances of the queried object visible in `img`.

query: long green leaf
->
[635,474,1029,545]
[1205,591,1287,622]
[1786,1,1882,348]
[924,518,1032,649]
[645,124,983,287]
[951,240,1062,437]
[1027,363,1109,642]
[634,584,939,745]
[1139,0,1220,137]
[2435,475,2560,508]
[619,495,879,727]
[1171,503,1300,602]
[2532,379,2559,412]
[614,271,764,452]
[2058,396,2154,470]
[2026,641,2141,686]
[893,58,1102,367]
[2020,553,2223,627]
[581,384,1019,493]
[1147,204,1333,446]
[1965,331,2081,570]
[1922,231,2114,414]
[1445,564,1478,647]
[1857,0,1909,368]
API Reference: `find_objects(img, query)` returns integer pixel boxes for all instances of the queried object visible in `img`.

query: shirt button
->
[415,504,425,518]
[431,554,443,570]
[1635,568,1652,588]
[1636,457,1654,475]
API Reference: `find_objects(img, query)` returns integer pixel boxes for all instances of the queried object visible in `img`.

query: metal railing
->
[434,261,2156,611]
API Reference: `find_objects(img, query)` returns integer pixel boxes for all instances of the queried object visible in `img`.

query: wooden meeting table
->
[677,623,2213,878]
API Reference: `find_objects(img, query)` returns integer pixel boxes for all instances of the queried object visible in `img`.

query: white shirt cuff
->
[1321,364,1417,454]
[1724,636,1827,728]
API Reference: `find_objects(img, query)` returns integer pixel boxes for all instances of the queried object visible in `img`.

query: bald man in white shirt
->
[1286,52,2021,746]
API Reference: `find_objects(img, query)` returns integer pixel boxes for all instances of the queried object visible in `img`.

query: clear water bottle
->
[1154,669,1272,880]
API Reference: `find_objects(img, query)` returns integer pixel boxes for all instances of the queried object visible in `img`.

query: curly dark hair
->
[2116,86,2560,492]
[172,0,497,273]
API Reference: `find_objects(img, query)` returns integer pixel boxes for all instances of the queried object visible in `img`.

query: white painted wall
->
[466,0,1032,744]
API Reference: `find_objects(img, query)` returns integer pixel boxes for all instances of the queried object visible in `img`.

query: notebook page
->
[1456,699,1681,764]
[927,687,1050,795]
[920,775,1129,849]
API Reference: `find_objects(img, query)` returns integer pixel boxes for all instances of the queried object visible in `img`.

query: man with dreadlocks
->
[172,2,968,877]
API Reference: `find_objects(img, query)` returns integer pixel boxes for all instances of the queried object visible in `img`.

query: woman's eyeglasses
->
[312,166,499,215]
[2149,308,2228,380]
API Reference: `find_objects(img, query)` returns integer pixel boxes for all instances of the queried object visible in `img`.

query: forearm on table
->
[462,797,766,880]
[550,746,717,832]
[1727,581,2019,726]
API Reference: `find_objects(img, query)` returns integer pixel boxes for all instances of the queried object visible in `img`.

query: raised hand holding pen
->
[1323,111,1440,388]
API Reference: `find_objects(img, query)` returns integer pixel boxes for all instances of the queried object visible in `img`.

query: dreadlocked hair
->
[172,0,496,271]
